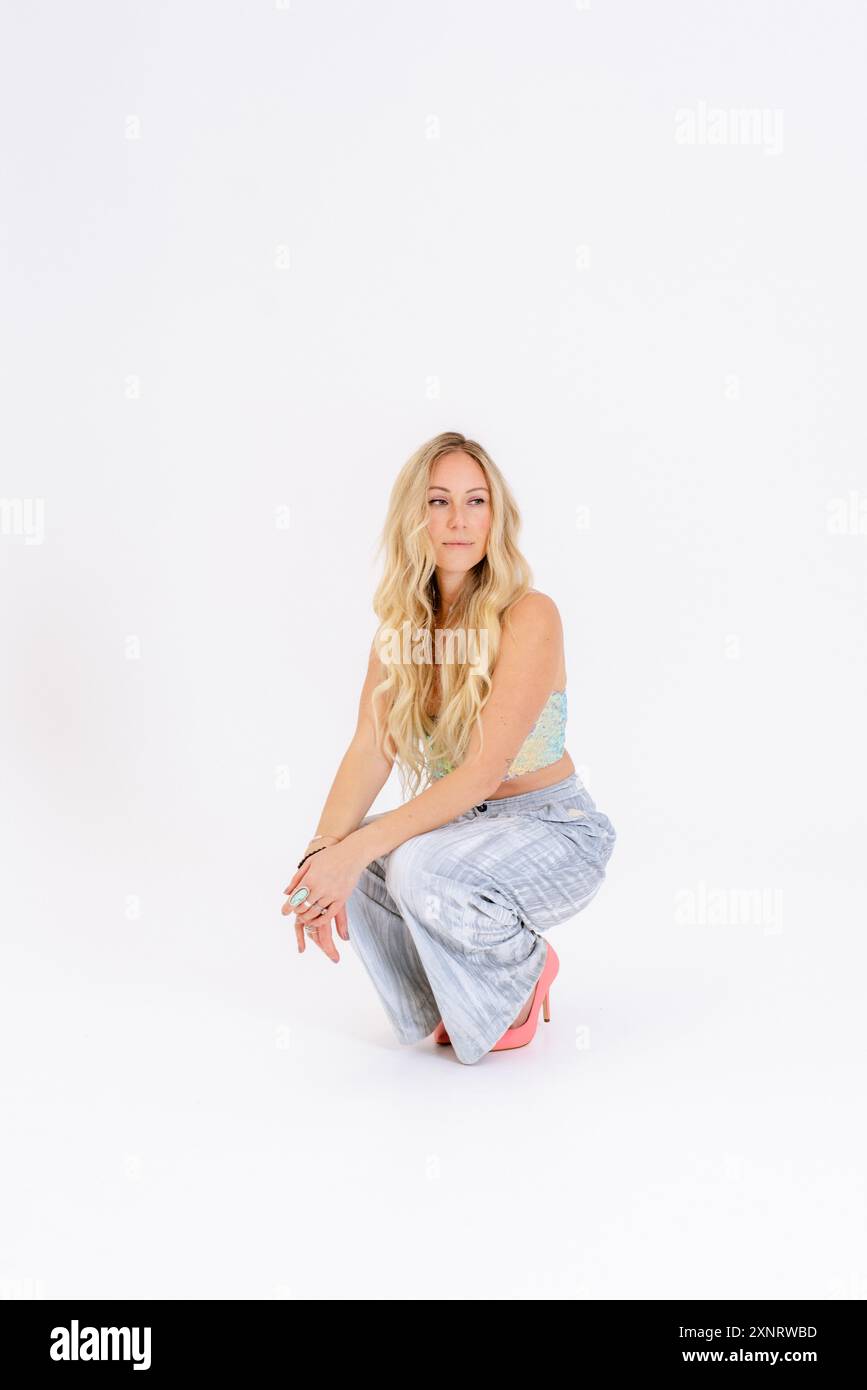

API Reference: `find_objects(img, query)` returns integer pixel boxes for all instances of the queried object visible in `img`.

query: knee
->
[384,837,451,917]
[383,839,417,905]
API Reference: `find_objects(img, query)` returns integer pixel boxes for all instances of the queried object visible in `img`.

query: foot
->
[509,992,533,1029]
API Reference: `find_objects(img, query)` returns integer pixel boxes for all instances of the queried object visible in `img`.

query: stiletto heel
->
[431,942,559,1052]
[489,941,559,1053]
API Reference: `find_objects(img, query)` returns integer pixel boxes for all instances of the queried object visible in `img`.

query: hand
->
[300,833,341,859]
[281,837,365,963]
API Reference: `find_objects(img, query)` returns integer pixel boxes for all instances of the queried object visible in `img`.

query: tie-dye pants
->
[345,773,616,1064]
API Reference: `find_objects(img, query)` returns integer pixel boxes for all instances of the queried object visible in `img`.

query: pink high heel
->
[490,941,559,1052]
[431,941,560,1052]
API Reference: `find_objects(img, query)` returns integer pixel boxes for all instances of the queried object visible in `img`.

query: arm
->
[345,593,563,865]
[306,637,397,842]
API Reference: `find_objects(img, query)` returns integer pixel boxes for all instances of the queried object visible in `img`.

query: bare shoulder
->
[369,632,389,678]
[504,589,562,636]
[353,631,395,756]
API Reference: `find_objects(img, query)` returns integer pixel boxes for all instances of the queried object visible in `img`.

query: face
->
[426,451,491,578]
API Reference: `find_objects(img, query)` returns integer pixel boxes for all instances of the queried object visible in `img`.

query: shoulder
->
[368,631,392,682]
[485,590,563,709]
[504,589,562,636]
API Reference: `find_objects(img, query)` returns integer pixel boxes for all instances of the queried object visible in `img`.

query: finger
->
[284,866,306,896]
[282,894,308,917]
[296,899,333,926]
[291,905,329,949]
[284,850,324,895]
[281,881,312,916]
[306,916,339,963]
[335,905,349,941]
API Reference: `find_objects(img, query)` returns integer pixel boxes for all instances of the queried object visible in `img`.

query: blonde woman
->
[281,432,616,1065]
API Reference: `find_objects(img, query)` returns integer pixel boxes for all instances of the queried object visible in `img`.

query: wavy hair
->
[369,431,533,800]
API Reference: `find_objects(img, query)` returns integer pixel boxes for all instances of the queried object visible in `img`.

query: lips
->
[444,541,473,546]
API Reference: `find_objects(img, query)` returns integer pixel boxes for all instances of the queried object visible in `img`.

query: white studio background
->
[1,1,865,1302]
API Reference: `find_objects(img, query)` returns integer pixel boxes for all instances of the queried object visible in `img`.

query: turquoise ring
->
[289,886,310,907]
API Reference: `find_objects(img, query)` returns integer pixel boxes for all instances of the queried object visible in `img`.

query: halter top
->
[425,689,567,782]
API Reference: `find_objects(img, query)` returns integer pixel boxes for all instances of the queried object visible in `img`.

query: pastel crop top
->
[425,688,567,782]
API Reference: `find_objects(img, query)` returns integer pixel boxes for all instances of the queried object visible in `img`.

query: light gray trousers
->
[345,773,616,1064]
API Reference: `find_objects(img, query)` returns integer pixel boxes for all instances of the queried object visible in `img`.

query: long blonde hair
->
[370,431,533,799]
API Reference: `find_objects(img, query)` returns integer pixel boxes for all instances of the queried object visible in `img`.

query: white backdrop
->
[2,0,865,1301]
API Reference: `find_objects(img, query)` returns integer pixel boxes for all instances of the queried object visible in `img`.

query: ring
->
[289,887,310,907]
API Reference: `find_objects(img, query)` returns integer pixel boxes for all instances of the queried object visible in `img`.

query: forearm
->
[345,758,499,866]
[310,737,394,841]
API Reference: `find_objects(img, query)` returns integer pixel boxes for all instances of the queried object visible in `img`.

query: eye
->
[428,497,487,507]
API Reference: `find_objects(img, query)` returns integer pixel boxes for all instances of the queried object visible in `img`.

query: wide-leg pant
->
[345,773,617,1065]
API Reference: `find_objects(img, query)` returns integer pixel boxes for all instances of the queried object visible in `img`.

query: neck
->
[435,573,466,612]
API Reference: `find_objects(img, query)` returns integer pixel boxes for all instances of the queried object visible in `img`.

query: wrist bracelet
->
[297,845,330,870]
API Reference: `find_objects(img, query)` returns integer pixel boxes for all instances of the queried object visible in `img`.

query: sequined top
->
[426,689,567,782]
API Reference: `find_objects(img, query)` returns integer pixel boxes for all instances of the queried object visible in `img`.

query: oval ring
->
[289,886,310,907]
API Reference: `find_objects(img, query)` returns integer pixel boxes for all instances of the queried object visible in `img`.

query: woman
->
[281,431,616,1065]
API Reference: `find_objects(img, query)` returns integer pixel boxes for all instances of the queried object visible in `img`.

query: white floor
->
[3,838,864,1302]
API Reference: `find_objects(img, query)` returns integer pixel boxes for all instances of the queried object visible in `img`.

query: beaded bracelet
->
[296,844,330,870]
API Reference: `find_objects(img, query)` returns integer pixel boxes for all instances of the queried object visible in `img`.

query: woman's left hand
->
[281,839,366,962]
